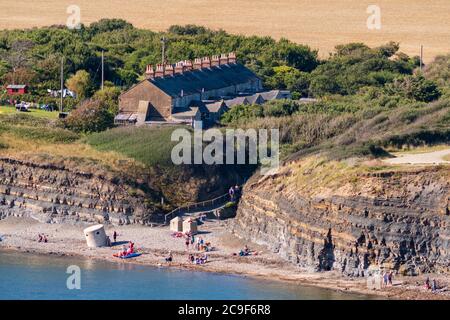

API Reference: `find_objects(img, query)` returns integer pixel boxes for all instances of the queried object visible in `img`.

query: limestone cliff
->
[230,157,450,276]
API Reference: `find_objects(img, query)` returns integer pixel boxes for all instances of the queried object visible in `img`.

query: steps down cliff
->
[230,158,450,276]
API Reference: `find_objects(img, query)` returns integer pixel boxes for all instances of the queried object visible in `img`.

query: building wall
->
[119,81,173,120]
[173,93,201,109]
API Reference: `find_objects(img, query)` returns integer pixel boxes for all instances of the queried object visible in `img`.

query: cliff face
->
[0,157,151,225]
[231,158,450,276]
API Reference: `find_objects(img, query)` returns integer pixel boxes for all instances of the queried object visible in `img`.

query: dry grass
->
[0,133,141,172]
[0,0,449,62]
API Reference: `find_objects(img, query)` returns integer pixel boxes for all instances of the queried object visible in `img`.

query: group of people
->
[189,253,208,265]
[37,233,48,243]
[425,277,439,292]
[184,234,212,252]
[238,245,252,257]
[117,241,135,257]
[229,185,241,202]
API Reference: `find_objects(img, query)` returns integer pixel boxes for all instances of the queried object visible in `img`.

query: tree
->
[387,75,441,102]
[265,66,311,97]
[2,40,34,84]
[93,86,121,115]
[66,70,93,99]
[64,98,114,133]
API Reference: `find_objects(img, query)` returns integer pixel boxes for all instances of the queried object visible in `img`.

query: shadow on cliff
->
[317,228,335,271]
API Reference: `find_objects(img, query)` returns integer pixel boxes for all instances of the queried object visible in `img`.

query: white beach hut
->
[83,224,108,248]
[182,218,198,235]
[170,216,183,232]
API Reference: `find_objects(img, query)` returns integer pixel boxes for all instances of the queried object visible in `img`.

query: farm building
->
[6,84,28,95]
[116,53,291,127]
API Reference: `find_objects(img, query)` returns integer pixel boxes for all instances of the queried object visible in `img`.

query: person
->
[229,186,235,201]
[383,272,388,287]
[165,251,173,263]
[425,277,431,290]
[388,271,393,286]
[191,234,195,245]
[113,231,117,243]
[431,279,437,292]
[185,238,190,250]
[38,234,43,243]
[234,185,240,199]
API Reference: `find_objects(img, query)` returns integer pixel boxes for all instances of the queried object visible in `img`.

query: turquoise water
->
[0,251,374,300]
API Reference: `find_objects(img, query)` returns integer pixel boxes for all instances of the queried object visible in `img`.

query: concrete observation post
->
[83,224,108,248]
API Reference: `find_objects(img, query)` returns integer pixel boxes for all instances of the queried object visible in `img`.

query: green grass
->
[0,105,59,119]
[85,126,189,168]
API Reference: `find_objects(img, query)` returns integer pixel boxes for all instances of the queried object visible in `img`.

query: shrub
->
[64,99,114,133]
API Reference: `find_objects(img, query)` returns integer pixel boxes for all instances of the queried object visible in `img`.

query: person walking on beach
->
[431,279,437,292]
[113,231,117,243]
[185,237,190,250]
[382,272,388,287]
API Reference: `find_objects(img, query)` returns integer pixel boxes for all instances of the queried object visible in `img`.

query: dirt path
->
[384,148,450,165]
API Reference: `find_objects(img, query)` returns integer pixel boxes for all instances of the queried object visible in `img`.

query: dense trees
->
[0,19,445,119]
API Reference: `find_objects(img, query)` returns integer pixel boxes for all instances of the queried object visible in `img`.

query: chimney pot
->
[184,60,193,71]
[201,56,211,69]
[145,64,155,79]
[220,53,229,65]
[228,52,237,64]
[211,55,220,67]
[164,64,175,76]
[155,64,165,78]
[194,58,202,70]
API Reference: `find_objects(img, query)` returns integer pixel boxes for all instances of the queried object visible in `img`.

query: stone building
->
[116,52,263,126]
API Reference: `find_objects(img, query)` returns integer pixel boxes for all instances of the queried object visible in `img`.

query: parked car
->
[15,101,31,112]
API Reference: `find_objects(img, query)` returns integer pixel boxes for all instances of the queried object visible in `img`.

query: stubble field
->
[0,0,449,62]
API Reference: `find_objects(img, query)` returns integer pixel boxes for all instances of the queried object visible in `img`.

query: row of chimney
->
[145,52,237,79]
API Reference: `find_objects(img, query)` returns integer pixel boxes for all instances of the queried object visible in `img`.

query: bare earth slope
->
[0,0,449,62]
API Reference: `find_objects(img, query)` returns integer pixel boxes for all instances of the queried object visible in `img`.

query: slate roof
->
[224,96,250,108]
[148,63,260,98]
[205,100,227,113]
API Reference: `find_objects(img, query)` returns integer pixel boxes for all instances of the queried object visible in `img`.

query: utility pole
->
[101,50,104,90]
[420,45,424,72]
[161,36,167,65]
[60,57,64,113]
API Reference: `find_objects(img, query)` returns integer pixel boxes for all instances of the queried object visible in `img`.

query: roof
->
[114,113,138,121]
[7,84,27,89]
[259,90,291,101]
[205,100,227,113]
[224,96,250,108]
[148,63,260,98]
[171,107,200,119]
[247,93,266,105]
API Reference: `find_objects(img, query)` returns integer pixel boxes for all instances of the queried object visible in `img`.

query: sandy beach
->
[0,216,448,300]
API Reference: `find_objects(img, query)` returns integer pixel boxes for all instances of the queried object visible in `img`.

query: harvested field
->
[0,0,449,62]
